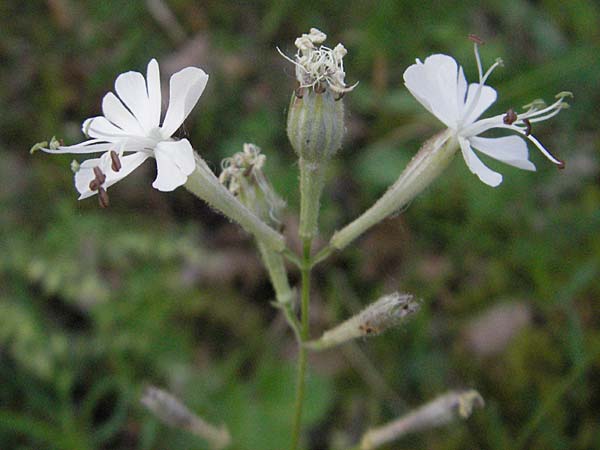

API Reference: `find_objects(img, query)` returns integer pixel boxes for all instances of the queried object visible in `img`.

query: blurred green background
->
[1,1,599,449]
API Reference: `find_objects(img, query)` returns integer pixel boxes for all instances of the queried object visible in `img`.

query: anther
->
[557,159,566,170]
[98,187,110,208]
[523,118,532,136]
[503,108,517,125]
[334,91,345,101]
[92,166,106,185]
[468,34,485,45]
[89,179,100,191]
[110,150,122,172]
[294,86,304,99]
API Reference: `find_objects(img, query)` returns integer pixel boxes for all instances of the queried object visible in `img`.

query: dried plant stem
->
[291,239,312,450]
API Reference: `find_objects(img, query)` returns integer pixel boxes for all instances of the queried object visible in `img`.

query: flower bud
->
[220,144,295,310]
[219,143,286,230]
[360,390,484,449]
[141,385,231,449]
[306,292,420,350]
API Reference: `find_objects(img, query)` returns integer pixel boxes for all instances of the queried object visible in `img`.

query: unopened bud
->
[141,385,231,450]
[307,292,420,350]
[360,390,484,450]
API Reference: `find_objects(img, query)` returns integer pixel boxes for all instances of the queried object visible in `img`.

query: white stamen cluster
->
[278,28,357,93]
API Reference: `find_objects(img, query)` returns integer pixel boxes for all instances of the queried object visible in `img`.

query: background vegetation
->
[1,0,599,449]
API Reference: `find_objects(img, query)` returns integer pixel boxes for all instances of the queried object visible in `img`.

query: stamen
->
[98,187,110,208]
[503,108,517,125]
[92,166,106,185]
[480,58,503,85]
[473,43,483,81]
[89,179,100,191]
[468,34,485,45]
[110,150,122,172]
[524,107,564,124]
[460,47,501,128]
[523,133,564,166]
[523,118,532,136]
[294,86,304,98]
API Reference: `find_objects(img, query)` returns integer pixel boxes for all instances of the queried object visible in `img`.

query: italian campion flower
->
[42,59,208,200]
[403,40,570,187]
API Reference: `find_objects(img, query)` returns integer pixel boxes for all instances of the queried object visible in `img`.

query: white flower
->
[278,28,357,94]
[403,44,569,187]
[44,59,208,198]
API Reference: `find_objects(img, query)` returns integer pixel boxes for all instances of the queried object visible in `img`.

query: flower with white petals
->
[278,28,357,94]
[403,42,569,187]
[43,59,208,199]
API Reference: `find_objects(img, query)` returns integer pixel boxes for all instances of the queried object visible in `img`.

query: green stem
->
[311,244,334,268]
[185,153,286,251]
[291,239,312,450]
[330,131,456,251]
[257,241,301,339]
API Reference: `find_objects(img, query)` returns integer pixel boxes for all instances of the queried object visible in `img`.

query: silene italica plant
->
[33,28,570,450]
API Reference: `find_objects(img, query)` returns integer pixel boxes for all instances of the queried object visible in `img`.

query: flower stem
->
[185,153,286,252]
[330,131,456,251]
[291,238,312,450]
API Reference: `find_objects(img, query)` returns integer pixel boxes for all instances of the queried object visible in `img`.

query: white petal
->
[146,59,162,129]
[462,83,497,124]
[459,137,503,187]
[75,151,149,199]
[470,136,536,171]
[84,117,128,140]
[152,139,196,191]
[102,92,144,134]
[161,67,208,138]
[403,54,464,128]
[114,70,153,132]
[75,156,107,199]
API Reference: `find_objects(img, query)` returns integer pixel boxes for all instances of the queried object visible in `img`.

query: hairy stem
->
[330,131,456,251]
[185,153,286,252]
[291,239,312,450]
